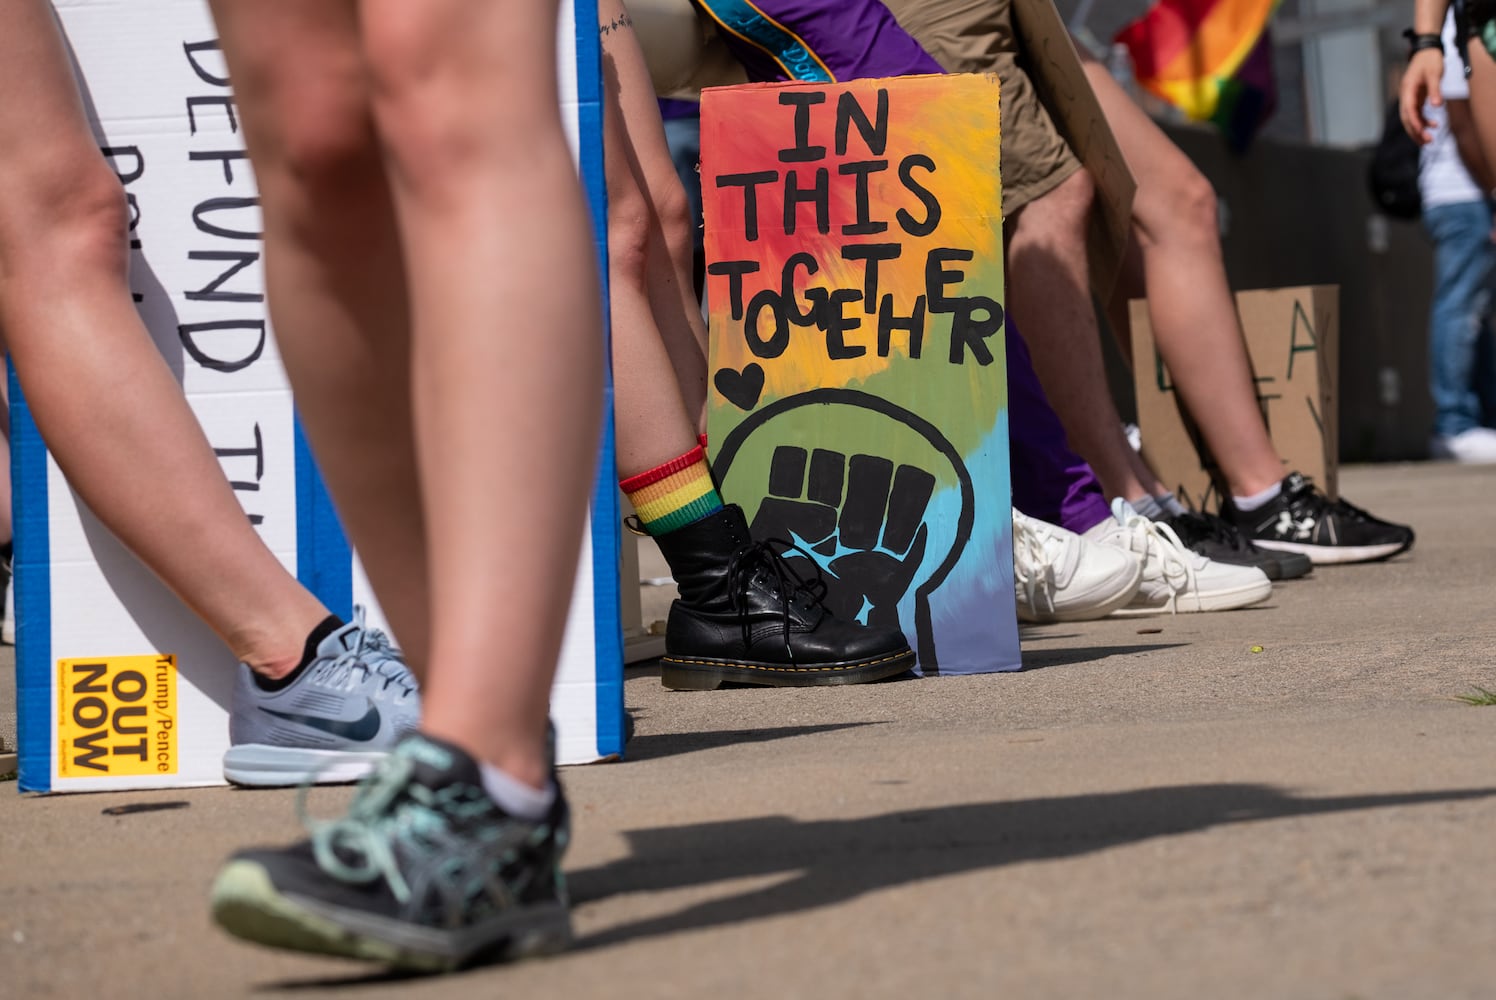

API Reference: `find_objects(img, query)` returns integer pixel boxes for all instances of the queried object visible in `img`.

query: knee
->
[1138,167,1218,250]
[360,7,592,207]
[650,174,695,263]
[254,84,378,204]
[361,23,445,164]
[606,178,654,290]
[1047,167,1095,225]
[0,154,129,280]
[1173,170,1219,243]
[362,18,550,193]
[219,40,378,208]
[1010,167,1094,254]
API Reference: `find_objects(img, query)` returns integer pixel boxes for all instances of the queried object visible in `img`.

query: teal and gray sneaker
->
[223,608,420,787]
[211,731,572,971]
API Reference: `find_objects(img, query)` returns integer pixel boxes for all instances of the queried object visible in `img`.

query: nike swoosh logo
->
[261,701,383,742]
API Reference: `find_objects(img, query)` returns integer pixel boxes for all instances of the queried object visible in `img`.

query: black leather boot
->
[653,505,915,689]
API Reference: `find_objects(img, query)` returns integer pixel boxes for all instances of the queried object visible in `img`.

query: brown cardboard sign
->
[1131,286,1340,513]
[1009,0,1135,297]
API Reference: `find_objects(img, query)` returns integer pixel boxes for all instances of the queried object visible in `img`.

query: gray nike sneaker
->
[223,608,420,787]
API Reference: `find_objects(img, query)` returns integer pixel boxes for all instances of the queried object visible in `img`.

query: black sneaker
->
[1222,472,1415,565]
[211,732,571,972]
[1162,510,1313,581]
[655,505,916,690]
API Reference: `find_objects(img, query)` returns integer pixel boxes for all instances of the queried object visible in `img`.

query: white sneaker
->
[1430,427,1496,464]
[1012,508,1143,623]
[1086,500,1273,616]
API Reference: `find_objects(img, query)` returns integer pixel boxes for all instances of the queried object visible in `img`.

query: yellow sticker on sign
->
[57,655,177,777]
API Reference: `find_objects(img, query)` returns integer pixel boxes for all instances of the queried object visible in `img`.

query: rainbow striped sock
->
[620,445,724,536]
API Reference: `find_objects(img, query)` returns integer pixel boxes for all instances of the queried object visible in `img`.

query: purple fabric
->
[657,97,701,121]
[694,0,943,83]
[1006,323,1112,535]
[699,0,1111,535]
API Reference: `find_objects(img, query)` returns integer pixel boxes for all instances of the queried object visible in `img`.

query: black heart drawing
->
[714,363,765,411]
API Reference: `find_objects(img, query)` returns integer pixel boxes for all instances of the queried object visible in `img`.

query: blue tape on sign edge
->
[574,0,625,760]
[10,362,52,792]
[294,416,353,622]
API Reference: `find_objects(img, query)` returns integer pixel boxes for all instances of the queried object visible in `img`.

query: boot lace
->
[724,538,830,662]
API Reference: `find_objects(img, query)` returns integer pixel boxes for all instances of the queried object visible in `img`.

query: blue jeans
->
[1423,199,1496,437]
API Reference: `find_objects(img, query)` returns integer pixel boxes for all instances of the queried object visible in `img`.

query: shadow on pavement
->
[1018,642,1187,670]
[568,783,1496,950]
[253,783,1496,989]
[624,722,892,762]
[261,968,428,992]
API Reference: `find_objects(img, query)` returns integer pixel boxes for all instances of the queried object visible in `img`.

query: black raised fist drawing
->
[749,444,936,631]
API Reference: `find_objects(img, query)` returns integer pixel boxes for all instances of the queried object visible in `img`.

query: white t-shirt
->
[1419,12,1485,208]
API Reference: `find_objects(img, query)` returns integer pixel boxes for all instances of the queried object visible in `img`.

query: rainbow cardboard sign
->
[702,73,1020,675]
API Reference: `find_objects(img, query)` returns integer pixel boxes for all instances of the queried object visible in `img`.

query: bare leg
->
[0,0,326,676]
[0,373,10,549]
[1465,41,1496,181]
[600,0,710,428]
[213,0,601,787]
[1006,167,1159,501]
[201,3,434,674]
[369,0,601,785]
[598,3,912,692]
[601,0,704,474]
[1084,57,1284,498]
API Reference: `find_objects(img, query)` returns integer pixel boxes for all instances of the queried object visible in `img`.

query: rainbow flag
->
[1117,0,1281,150]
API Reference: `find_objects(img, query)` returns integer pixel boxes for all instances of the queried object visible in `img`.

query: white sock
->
[1129,494,1164,520]
[1232,481,1283,512]
[1153,492,1187,517]
[480,762,556,820]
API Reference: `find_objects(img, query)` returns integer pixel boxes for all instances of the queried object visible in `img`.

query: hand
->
[1400,47,1446,144]
[748,445,935,631]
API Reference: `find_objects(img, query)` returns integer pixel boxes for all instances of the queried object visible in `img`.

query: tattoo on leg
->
[599,12,633,37]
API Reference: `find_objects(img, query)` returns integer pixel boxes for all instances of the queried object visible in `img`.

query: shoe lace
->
[1127,515,1198,614]
[299,758,529,921]
[326,606,417,699]
[1327,496,1378,523]
[304,757,420,900]
[1281,473,1332,515]
[1011,513,1056,614]
[1180,511,1252,553]
[725,538,830,662]
[1283,474,1397,533]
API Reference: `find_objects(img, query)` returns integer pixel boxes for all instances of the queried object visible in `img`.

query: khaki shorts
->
[880,0,1081,216]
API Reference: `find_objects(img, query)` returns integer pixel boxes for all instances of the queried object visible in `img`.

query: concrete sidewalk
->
[3,462,1495,999]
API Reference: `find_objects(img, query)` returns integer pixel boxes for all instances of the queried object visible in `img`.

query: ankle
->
[479,762,555,820]
[1231,480,1284,512]
[620,445,723,538]
[243,613,343,687]
[653,505,749,607]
